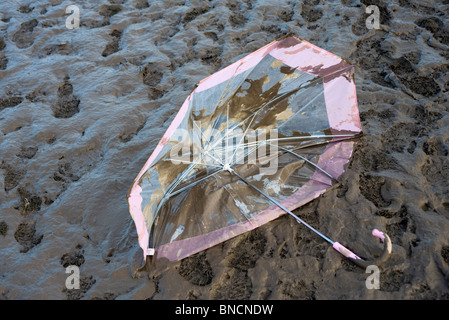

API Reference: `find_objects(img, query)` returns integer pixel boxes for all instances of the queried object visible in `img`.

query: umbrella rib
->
[166,141,226,195]
[228,168,334,245]
[199,60,246,150]
[168,169,224,198]
[201,62,355,156]
[149,160,204,244]
[213,134,356,154]
[214,66,321,142]
[230,112,258,162]
[163,158,222,168]
[202,61,306,152]
[152,163,195,216]
[202,85,300,163]
[232,143,262,166]
[212,133,355,172]
[207,86,299,150]
[192,120,204,149]
[266,143,335,181]
[151,164,224,240]
[226,100,229,165]
[223,184,255,225]
[205,150,225,166]
[162,149,225,200]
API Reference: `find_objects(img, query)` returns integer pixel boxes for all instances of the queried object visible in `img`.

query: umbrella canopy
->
[128,35,391,266]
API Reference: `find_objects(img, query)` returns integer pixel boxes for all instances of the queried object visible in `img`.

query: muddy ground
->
[0,0,448,300]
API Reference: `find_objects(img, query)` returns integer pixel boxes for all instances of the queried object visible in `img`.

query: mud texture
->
[0,0,448,300]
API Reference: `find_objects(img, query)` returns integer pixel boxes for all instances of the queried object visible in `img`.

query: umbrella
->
[128,35,391,268]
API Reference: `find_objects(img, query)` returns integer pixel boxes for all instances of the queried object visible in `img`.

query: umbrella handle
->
[333,229,392,269]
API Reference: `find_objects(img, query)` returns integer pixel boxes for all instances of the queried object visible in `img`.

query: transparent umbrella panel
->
[129,35,364,262]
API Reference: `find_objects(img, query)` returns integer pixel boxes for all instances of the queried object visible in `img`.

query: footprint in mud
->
[0,221,8,236]
[415,17,449,45]
[60,244,85,268]
[422,136,448,157]
[359,173,391,208]
[300,1,322,23]
[200,46,222,67]
[53,162,80,183]
[178,251,214,286]
[0,96,24,112]
[182,4,210,25]
[39,43,72,58]
[141,63,166,99]
[18,4,34,13]
[409,281,442,299]
[63,276,96,300]
[1,162,25,192]
[349,138,398,172]
[227,0,247,28]
[99,4,122,25]
[14,221,43,253]
[5,151,37,184]
[380,269,407,292]
[406,104,443,130]
[281,279,316,300]
[441,246,449,265]
[420,137,449,190]
[210,268,252,299]
[291,201,326,258]
[102,30,122,57]
[17,186,42,214]
[352,33,390,71]
[352,34,396,89]
[52,78,80,118]
[0,55,7,70]
[119,119,146,143]
[293,225,326,259]
[16,146,38,160]
[11,19,38,49]
[204,31,218,42]
[398,73,441,97]
[421,156,449,193]
[208,229,266,299]
[225,229,266,270]
[381,122,422,154]
[279,8,295,22]
[351,16,369,36]
[81,4,122,28]
[142,63,163,87]
[390,57,441,97]
[0,38,6,70]
[135,0,149,10]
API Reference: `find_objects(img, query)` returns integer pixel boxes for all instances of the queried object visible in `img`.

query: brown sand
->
[0,0,448,300]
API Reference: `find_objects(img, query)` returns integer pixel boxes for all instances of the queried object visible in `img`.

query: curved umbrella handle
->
[333,229,392,269]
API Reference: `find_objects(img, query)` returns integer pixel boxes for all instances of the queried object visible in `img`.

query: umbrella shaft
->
[229,169,334,245]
